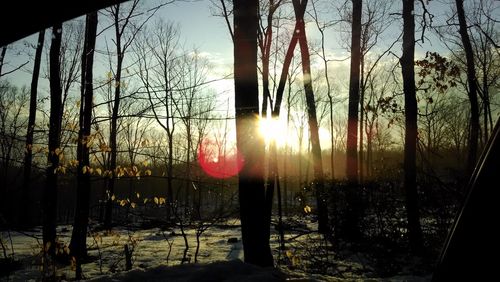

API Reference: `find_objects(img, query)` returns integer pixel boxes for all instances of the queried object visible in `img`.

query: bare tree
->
[19,30,45,226]
[176,51,211,215]
[292,0,328,234]
[346,0,362,184]
[401,0,423,253]
[234,0,273,266]
[135,20,180,221]
[43,23,63,257]
[104,0,145,229]
[341,0,364,241]
[455,0,480,177]
[363,63,397,177]
[0,84,29,190]
[468,0,499,147]
[69,11,98,280]
[310,0,340,178]
[357,0,394,182]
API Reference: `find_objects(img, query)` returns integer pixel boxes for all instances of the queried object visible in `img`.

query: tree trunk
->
[329,100,335,178]
[482,66,489,144]
[346,0,362,184]
[70,12,98,279]
[185,129,191,216]
[20,30,44,226]
[344,0,363,241]
[43,23,63,256]
[264,1,306,250]
[234,0,273,267]
[401,0,423,253]
[455,0,480,177]
[105,4,124,229]
[166,127,174,220]
[292,0,328,234]
[0,47,6,76]
[359,58,365,183]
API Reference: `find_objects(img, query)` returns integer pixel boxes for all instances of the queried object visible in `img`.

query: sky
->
[2,0,469,92]
[2,0,500,152]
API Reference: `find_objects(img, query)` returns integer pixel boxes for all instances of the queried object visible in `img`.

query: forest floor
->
[0,217,432,281]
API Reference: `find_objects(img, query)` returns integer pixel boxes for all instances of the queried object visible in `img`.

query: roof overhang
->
[0,0,130,47]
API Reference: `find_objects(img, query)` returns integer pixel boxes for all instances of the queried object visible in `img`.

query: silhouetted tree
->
[19,30,44,226]
[234,0,273,267]
[401,0,423,253]
[69,11,98,280]
[292,0,328,234]
[344,0,363,241]
[104,0,140,229]
[310,0,337,178]
[455,0,480,177]
[346,0,362,184]
[43,23,63,257]
[135,20,180,221]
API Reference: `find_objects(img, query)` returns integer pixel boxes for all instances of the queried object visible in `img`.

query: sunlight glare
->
[259,117,288,146]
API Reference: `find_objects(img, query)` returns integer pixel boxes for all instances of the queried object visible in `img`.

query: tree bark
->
[401,0,423,253]
[43,23,63,256]
[234,0,273,267]
[70,11,98,279]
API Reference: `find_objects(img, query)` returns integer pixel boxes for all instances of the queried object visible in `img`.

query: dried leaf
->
[304,205,312,214]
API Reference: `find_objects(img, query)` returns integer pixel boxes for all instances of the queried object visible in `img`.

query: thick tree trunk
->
[70,12,98,279]
[346,0,362,184]
[401,0,423,253]
[234,0,273,267]
[344,0,363,241]
[20,30,44,226]
[43,23,63,256]
[455,0,480,177]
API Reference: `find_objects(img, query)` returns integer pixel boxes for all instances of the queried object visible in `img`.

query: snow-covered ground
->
[0,218,432,281]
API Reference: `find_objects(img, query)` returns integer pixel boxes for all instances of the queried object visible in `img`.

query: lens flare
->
[197,138,243,179]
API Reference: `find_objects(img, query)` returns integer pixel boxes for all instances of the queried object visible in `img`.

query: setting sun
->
[258,116,289,147]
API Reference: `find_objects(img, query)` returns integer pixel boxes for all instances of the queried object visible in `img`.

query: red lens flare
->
[197,138,244,179]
